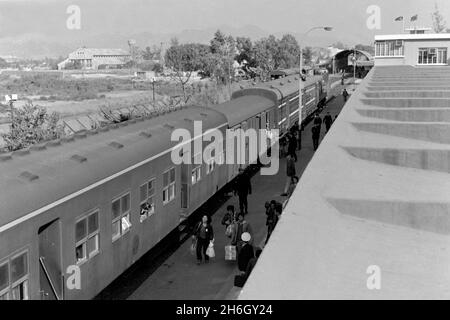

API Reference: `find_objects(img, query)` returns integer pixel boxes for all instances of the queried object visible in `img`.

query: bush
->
[1,103,64,151]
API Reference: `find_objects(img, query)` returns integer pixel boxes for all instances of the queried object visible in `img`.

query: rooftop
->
[375,33,450,41]
[240,65,450,299]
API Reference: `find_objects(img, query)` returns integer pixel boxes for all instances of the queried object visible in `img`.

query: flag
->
[395,16,403,21]
[410,14,418,22]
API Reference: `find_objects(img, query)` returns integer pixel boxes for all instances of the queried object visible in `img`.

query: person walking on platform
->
[265,201,278,244]
[323,112,333,133]
[234,168,252,215]
[287,133,297,162]
[343,89,349,102]
[232,213,253,252]
[222,205,236,230]
[193,215,214,265]
[287,176,299,197]
[313,113,322,133]
[311,124,321,151]
[282,154,296,196]
[237,233,255,274]
[290,123,302,150]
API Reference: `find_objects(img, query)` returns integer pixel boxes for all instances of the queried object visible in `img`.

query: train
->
[0,72,327,300]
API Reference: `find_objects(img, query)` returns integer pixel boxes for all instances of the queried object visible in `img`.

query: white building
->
[375,30,450,66]
[58,48,131,70]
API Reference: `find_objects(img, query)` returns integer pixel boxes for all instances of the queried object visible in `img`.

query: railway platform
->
[96,85,349,300]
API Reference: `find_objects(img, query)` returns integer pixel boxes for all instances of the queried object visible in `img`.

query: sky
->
[0,0,449,51]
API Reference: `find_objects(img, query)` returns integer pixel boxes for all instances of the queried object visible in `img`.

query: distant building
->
[0,55,20,64]
[58,47,131,70]
[375,29,450,66]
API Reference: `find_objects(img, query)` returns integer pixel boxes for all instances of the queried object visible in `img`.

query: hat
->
[241,232,251,242]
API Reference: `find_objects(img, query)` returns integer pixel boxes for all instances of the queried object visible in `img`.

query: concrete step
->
[328,198,450,235]
[356,108,450,122]
[352,122,450,144]
[366,86,450,91]
[365,91,450,98]
[343,146,450,174]
[361,98,450,108]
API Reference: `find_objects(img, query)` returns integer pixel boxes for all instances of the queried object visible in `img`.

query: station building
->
[58,48,131,70]
[375,29,450,66]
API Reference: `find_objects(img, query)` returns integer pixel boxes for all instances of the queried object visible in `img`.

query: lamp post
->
[299,26,333,126]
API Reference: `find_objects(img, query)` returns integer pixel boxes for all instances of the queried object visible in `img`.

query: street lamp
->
[299,26,333,126]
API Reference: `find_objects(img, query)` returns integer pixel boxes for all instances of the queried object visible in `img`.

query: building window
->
[0,251,29,300]
[140,179,155,222]
[418,48,447,65]
[112,193,131,242]
[163,168,176,204]
[375,40,404,57]
[192,153,202,185]
[75,211,100,264]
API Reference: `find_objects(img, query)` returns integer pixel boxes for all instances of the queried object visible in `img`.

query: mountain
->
[0,24,372,59]
[0,25,270,59]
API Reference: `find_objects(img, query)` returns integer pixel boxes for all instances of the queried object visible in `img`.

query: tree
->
[165,41,207,101]
[277,34,301,69]
[142,45,162,61]
[1,103,64,152]
[331,41,347,49]
[253,35,279,80]
[64,60,82,70]
[302,47,313,66]
[355,44,375,56]
[0,57,8,69]
[431,3,447,33]
[209,30,237,84]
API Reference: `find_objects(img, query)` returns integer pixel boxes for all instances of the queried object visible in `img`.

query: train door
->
[181,161,189,210]
[38,219,63,300]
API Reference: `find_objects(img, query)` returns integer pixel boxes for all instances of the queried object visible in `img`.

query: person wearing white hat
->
[237,232,255,273]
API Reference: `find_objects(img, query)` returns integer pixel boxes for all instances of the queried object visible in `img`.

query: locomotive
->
[0,72,327,300]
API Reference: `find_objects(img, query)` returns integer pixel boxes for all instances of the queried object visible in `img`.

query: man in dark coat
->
[282,154,296,196]
[238,232,255,273]
[323,112,333,133]
[290,123,302,150]
[235,168,252,214]
[312,124,321,151]
[287,133,297,162]
[343,89,349,102]
[313,114,322,133]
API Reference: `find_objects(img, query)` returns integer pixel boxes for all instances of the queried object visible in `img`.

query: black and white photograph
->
[0,0,449,306]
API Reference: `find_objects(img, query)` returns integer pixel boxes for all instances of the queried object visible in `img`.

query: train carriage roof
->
[209,95,275,127]
[233,74,325,102]
[0,106,227,231]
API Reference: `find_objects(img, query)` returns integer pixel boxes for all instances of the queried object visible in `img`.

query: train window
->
[76,211,100,263]
[192,166,201,185]
[10,253,27,284]
[140,179,155,222]
[192,152,202,184]
[206,158,215,174]
[0,251,29,300]
[10,280,28,300]
[112,194,132,242]
[163,168,176,204]
[0,262,8,292]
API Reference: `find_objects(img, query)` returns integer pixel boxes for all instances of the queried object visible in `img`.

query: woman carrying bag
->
[193,215,214,265]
